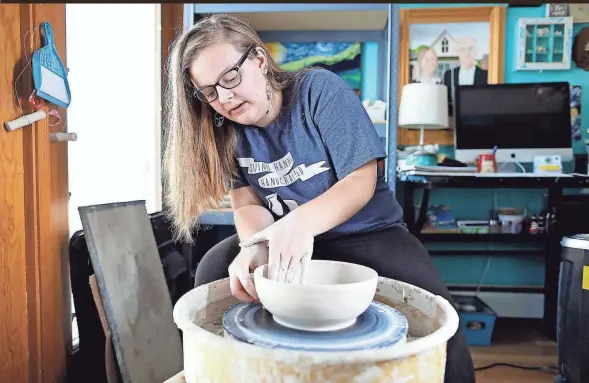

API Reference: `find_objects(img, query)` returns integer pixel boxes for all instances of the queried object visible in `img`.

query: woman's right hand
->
[228,241,268,303]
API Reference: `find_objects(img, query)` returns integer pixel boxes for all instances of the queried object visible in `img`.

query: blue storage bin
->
[451,295,497,346]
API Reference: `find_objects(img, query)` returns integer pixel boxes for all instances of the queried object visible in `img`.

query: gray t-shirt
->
[232,69,404,239]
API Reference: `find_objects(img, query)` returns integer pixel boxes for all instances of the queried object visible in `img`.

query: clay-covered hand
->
[228,242,268,302]
[239,214,313,283]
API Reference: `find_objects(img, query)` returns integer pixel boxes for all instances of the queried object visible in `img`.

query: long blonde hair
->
[163,13,308,242]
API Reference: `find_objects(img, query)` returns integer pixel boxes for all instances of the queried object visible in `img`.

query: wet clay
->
[193,294,421,342]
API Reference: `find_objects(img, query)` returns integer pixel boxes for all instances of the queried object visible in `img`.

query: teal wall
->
[505,6,589,154]
[362,4,589,153]
[361,43,379,101]
[373,4,589,288]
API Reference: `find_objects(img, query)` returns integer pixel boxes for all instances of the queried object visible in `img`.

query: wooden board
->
[79,201,183,383]
[90,275,120,383]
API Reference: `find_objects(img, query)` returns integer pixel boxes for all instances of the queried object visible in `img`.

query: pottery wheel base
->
[222,301,409,352]
[272,315,356,332]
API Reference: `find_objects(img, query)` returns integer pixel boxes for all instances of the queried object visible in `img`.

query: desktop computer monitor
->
[454,82,573,164]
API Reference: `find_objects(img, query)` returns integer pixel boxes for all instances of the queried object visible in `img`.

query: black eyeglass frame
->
[194,45,257,103]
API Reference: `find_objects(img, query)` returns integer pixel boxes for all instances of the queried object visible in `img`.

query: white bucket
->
[171,277,459,383]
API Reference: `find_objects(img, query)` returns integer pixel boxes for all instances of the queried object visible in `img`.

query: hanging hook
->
[48,132,77,143]
[5,110,47,132]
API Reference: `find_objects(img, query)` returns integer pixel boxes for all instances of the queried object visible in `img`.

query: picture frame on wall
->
[264,42,363,97]
[516,17,573,71]
[398,6,506,147]
[546,3,570,18]
[547,4,589,23]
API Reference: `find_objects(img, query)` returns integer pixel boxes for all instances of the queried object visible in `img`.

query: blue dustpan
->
[32,21,71,109]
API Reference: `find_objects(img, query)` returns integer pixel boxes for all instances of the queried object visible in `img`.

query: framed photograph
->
[546,3,570,18]
[547,4,589,23]
[398,7,506,146]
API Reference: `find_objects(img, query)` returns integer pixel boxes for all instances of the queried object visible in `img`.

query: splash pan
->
[222,300,408,352]
[172,277,459,383]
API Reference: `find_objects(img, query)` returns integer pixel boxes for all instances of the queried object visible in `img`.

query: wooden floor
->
[470,318,558,382]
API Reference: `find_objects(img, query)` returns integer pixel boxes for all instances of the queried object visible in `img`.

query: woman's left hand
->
[239,212,313,283]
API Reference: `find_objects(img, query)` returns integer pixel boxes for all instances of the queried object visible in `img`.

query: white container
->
[171,276,459,383]
[498,214,525,234]
[362,100,387,122]
[253,260,378,331]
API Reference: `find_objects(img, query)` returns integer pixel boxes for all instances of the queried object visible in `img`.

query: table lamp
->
[398,83,449,166]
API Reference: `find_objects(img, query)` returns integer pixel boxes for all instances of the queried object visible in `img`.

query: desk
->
[399,172,589,341]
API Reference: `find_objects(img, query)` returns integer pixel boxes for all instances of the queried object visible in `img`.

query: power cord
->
[475,362,558,373]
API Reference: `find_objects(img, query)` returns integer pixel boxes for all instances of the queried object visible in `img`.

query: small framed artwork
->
[546,3,570,18]
[398,6,506,146]
[547,4,589,23]
[516,17,573,71]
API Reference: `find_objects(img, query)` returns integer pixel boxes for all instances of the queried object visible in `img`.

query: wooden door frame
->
[1,4,187,381]
[161,4,185,130]
[160,4,186,204]
[1,4,70,382]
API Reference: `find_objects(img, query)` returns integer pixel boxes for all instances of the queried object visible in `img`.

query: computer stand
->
[497,161,527,174]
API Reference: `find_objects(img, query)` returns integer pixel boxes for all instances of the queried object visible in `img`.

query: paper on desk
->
[398,165,477,174]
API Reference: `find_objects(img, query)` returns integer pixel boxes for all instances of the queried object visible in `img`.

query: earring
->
[214,112,224,128]
[265,82,271,101]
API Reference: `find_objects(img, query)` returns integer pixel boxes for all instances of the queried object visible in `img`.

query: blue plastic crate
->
[451,295,497,346]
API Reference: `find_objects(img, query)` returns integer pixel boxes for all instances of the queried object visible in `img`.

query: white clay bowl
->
[253,260,378,331]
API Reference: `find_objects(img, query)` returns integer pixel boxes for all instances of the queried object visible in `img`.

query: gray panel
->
[79,201,183,383]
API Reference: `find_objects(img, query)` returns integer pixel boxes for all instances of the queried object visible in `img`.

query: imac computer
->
[454,82,573,164]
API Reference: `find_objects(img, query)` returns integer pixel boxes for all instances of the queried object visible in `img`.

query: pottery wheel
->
[222,301,408,352]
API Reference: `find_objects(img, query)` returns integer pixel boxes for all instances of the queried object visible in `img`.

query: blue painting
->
[571,85,582,141]
[265,42,362,96]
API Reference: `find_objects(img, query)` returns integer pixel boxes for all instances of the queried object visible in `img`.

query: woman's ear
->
[254,46,268,70]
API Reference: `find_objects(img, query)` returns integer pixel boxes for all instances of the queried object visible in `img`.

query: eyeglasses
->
[194,45,256,104]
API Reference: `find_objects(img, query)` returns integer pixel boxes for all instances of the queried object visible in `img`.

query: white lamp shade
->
[398,83,449,130]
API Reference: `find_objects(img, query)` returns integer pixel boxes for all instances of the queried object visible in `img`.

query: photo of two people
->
[409,22,490,116]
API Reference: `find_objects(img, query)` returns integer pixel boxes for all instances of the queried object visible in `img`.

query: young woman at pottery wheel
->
[164,14,475,382]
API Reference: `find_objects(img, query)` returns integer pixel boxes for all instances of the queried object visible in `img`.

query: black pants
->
[195,226,476,383]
